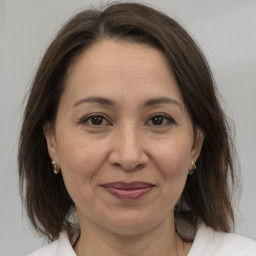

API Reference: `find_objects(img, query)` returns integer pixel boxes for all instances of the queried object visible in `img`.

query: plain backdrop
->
[1,0,256,255]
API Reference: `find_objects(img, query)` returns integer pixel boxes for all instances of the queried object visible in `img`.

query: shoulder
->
[27,232,76,256]
[188,223,256,256]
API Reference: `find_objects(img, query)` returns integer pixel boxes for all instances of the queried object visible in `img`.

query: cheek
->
[160,150,189,190]
[56,138,107,210]
[57,129,102,170]
[154,139,192,174]
[153,140,192,200]
[56,135,108,193]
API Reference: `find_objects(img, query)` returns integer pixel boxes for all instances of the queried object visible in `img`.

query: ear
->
[43,122,59,164]
[189,128,204,169]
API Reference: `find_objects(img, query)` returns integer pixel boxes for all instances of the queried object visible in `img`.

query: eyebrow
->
[143,97,182,108]
[73,96,182,109]
[74,96,115,107]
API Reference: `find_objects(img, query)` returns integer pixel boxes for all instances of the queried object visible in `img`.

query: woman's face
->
[45,39,203,235]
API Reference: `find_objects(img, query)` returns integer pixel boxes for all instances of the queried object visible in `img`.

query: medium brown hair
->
[19,2,238,241]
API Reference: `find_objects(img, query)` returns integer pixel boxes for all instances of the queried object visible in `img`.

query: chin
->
[99,211,172,236]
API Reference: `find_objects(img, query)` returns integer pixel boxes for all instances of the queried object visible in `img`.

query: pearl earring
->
[52,160,59,174]
[188,161,197,175]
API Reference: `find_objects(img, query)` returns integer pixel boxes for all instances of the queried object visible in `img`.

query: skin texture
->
[45,39,203,256]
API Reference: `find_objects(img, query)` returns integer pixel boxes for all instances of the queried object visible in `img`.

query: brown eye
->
[82,114,110,126]
[90,116,104,125]
[147,114,174,126]
[151,116,165,125]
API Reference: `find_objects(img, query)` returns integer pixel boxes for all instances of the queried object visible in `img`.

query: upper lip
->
[100,182,155,190]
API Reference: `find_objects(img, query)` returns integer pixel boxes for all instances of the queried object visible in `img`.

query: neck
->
[74,215,191,256]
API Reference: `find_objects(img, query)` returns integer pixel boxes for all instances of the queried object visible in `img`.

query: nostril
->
[113,162,146,172]
[134,163,146,170]
[108,137,149,171]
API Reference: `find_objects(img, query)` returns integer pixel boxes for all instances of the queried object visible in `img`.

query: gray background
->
[1,0,256,255]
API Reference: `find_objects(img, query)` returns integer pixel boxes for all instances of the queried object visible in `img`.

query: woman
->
[18,2,256,256]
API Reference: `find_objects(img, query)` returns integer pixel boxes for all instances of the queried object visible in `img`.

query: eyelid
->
[146,113,175,126]
[79,113,112,126]
[77,112,175,127]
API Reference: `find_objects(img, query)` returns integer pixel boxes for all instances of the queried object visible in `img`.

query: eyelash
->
[79,113,175,127]
[146,114,175,127]
[79,113,111,127]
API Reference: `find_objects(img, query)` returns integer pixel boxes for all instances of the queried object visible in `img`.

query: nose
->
[108,125,149,171]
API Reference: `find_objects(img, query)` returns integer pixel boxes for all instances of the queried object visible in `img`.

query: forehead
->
[63,39,184,105]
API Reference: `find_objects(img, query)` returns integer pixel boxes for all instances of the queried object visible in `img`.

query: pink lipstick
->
[101,182,154,202]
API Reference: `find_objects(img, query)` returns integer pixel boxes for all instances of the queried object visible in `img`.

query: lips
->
[101,182,155,202]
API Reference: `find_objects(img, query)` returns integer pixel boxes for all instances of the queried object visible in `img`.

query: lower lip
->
[102,187,153,202]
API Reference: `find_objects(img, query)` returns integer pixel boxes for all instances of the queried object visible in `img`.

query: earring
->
[52,160,59,174]
[192,161,197,170]
[188,161,197,175]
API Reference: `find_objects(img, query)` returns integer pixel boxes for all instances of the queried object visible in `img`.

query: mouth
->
[100,182,155,202]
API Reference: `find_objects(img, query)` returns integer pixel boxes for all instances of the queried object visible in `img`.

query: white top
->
[28,224,256,256]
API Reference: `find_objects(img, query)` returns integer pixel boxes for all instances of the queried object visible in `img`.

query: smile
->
[100,182,155,202]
